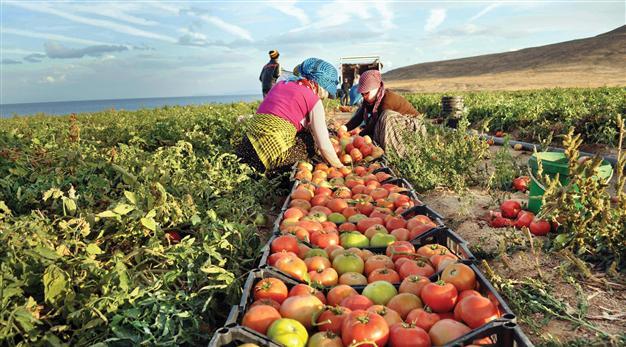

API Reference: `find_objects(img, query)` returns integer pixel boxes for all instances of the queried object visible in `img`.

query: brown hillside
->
[384,25,626,91]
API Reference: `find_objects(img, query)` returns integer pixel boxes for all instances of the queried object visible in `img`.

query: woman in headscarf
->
[344,69,424,155]
[237,58,343,173]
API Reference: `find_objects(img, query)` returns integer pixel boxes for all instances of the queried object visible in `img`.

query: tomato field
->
[1,87,625,346]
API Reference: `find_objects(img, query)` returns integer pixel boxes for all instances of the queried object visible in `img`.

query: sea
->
[0,94,262,118]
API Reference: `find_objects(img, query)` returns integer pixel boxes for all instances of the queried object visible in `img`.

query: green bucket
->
[527,152,613,213]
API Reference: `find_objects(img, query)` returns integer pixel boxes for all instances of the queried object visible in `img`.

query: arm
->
[273,63,281,79]
[309,100,344,168]
[345,105,365,131]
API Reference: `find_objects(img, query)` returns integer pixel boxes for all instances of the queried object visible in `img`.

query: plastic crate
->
[208,325,281,347]
[401,204,445,226]
[445,321,534,347]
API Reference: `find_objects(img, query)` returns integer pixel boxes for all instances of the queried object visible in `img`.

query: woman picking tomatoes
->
[237,58,344,173]
[344,70,424,156]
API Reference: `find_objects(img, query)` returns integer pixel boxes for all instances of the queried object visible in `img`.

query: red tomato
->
[441,263,476,292]
[500,200,522,219]
[386,241,416,262]
[268,251,298,266]
[416,244,450,258]
[341,310,390,347]
[304,256,332,272]
[529,218,551,236]
[249,298,281,311]
[326,285,358,307]
[399,260,435,279]
[364,255,395,275]
[513,176,530,191]
[274,256,308,281]
[288,284,326,304]
[421,281,458,313]
[490,216,514,228]
[309,267,339,287]
[389,323,431,347]
[386,293,423,320]
[241,304,281,335]
[399,275,431,296]
[310,230,340,249]
[459,295,500,328]
[253,278,288,304]
[367,268,401,284]
[271,234,299,254]
[367,305,403,327]
[406,308,440,332]
[316,306,351,335]
[429,319,471,345]
[514,210,535,228]
[165,231,181,243]
[280,294,325,329]
[340,294,374,311]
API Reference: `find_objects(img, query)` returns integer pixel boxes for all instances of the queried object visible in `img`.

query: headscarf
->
[269,50,279,59]
[357,69,385,122]
[288,58,339,96]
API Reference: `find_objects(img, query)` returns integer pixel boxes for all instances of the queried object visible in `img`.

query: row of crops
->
[209,129,534,346]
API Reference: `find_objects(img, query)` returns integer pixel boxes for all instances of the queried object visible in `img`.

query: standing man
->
[259,50,281,98]
[340,78,351,106]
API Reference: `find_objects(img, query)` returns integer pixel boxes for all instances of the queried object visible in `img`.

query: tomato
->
[325,244,344,259]
[429,253,457,269]
[250,298,281,311]
[326,285,358,307]
[428,319,471,346]
[389,323,431,347]
[364,255,395,275]
[339,272,368,285]
[529,218,551,236]
[288,284,326,304]
[310,230,340,249]
[405,307,440,332]
[513,176,530,191]
[362,280,398,305]
[421,281,458,313]
[340,231,370,248]
[268,251,298,266]
[416,244,449,258]
[441,263,476,292]
[399,275,431,296]
[307,331,343,347]
[386,241,416,262]
[385,216,407,231]
[408,223,436,240]
[341,310,389,347]
[500,200,521,219]
[254,278,288,304]
[357,217,384,233]
[391,228,410,241]
[271,234,299,254]
[340,294,374,311]
[309,267,339,287]
[282,226,310,242]
[267,318,308,347]
[457,295,500,328]
[291,188,314,201]
[490,216,514,228]
[327,198,349,213]
[332,252,364,275]
[367,267,401,284]
[316,306,351,335]
[367,305,403,326]
[305,256,332,272]
[514,210,535,228]
[280,294,324,329]
[386,293,423,319]
[242,304,282,335]
[165,231,181,243]
[398,260,435,279]
[274,256,309,281]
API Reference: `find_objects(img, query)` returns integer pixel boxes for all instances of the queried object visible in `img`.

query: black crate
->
[401,204,445,226]
[444,321,533,347]
[208,325,282,347]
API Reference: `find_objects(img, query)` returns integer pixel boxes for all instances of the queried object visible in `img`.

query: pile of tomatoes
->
[487,200,553,236]
[287,162,438,250]
[330,127,385,165]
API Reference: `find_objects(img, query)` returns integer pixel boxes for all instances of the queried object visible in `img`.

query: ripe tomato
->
[441,263,476,292]
[250,298,281,311]
[391,227,410,241]
[341,310,389,347]
[340,294,374,311]
[368,268,401,284]
[271,235,299,254]
[490,216,514,228]
[459,295,499,328]
[529,218,551,236]
[288,284,326,304]
[326,285,358,307]
[339,272,368,286]
[500,200,521,219]
[409,223,436,239]
[367,305,403,327]
[364,255,395,275]
[514,210,535,228]
[430,253,457,269]
[386,241,416,262]
[309,267,339,287]
[406,307,440,332]
[389,323,431,347]
[254,278,288,304]
[428,319,471,345]
[398,260,435,279]
[280,294,324,329]
[242,304,282,335]
[386,293,423,320]
[268,251,298,266]
[421,281,458,313]
[165,231,181,243]
[316,306,351,335]
[416,244,450,258]
[274,256,308,281]
[310,230,339,249]
[513,176,530,191]
[304,256,332,272]
[399,275,431,296]
[307,331,343,347]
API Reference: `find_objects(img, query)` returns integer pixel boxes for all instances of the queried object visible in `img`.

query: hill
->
[384,25,626,91]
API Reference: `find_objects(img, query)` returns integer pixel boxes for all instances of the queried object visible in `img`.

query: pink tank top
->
[257,81,320,132]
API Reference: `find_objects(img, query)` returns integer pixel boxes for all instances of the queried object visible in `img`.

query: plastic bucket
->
[527,152,613,213]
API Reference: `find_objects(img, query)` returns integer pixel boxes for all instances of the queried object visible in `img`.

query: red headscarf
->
[357,70,385,122]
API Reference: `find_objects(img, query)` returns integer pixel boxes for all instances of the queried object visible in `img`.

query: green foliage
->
[0,103,281,346]
[488,136,519,190]
[539,115,626,270]
[404,87,626,146]
[388,118,489,192]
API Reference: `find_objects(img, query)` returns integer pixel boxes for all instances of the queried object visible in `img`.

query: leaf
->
[190,214,201,226]
[140,217,156,231]
[113,203,134,215]
[124,191,137,205]
[43,265,68,304]
[35,246,61,260]
[97,210,118,218]
[86,244,103,255]
[63,197,77,214]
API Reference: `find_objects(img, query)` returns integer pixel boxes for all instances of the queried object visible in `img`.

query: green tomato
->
[347,214,368,224]
[370,233,397,247]
[362,280,398,305]
[267,319,308,347]
[332,252,364,275]
[340,232,369,248]
[305,249,329,259]
[327,212,346,225]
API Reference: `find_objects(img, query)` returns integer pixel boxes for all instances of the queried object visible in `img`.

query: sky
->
[1,0,624,104]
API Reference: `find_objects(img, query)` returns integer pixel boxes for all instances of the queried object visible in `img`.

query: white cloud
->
[469,2,502,22]
[66,3,159,26]
[39,73,66,84]
[290,0,393,33]
[199,14,253,42]
[1,47,42,56]
[267,1,309,25]
[2,27,112,46]
[425,8,447,32]
[6,2,177,43]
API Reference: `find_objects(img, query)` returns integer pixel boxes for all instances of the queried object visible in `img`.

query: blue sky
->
[1,1,624,104]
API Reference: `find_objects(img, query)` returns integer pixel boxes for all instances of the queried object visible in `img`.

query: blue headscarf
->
[289,58,339,96]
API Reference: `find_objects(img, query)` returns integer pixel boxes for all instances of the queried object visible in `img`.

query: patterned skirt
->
[373,110,426,156]
[236,114,315,174]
